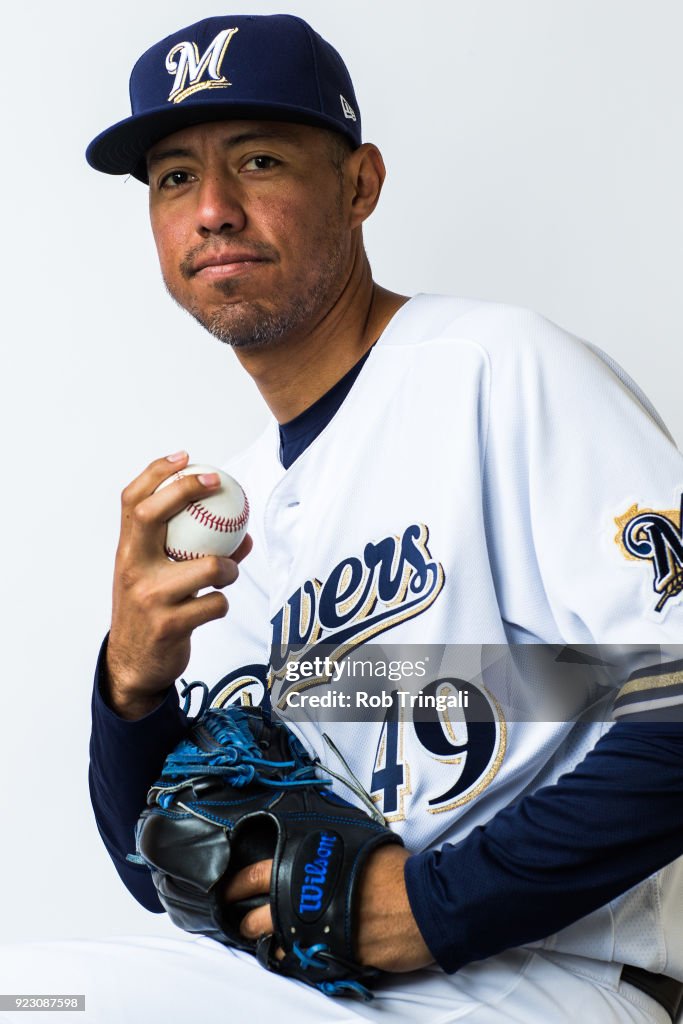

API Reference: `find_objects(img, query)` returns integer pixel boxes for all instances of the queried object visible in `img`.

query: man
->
[3,13,683,1024]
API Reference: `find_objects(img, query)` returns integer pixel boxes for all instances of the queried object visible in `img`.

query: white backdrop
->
[1,0,681,942]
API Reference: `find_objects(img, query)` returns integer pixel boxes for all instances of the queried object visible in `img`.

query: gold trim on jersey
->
[617,668,683,698]
[212,675,264,708]
[427,688,507,814]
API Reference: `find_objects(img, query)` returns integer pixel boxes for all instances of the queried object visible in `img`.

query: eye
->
[158,169,195,190]
[241,155,280,172]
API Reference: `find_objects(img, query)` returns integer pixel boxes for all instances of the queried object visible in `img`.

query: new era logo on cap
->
[340,95,356,121]
[86,14,363,181]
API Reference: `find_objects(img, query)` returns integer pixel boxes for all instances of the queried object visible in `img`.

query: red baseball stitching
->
[186,490,249,533]
[166,546,203,561]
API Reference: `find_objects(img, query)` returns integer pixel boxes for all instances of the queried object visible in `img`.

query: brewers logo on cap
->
[166,28,239,103]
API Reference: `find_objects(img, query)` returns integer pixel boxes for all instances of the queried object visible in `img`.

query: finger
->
[120,451,190,510]
[134,591,231,643]
[230,533,253,564]
[223,860,273,903]
[239,904,273,941]
[175,590,231,632]
[127,471,223,556]
[161,555,240,603]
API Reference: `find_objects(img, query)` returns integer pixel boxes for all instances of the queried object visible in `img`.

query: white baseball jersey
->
[183,294,683,981]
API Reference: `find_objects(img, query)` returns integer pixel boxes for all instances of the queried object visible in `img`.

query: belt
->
[621,965,683,1021]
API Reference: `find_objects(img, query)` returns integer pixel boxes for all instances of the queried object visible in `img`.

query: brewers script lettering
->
[269,523,445,697]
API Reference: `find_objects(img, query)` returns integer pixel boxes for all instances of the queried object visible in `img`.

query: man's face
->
[147,120,352,350]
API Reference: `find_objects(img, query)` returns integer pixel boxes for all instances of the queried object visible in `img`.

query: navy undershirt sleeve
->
[404,719,683,973]
[88,636,189,911]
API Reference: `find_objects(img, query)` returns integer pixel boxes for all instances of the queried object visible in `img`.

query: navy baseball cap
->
[86,14,362,183]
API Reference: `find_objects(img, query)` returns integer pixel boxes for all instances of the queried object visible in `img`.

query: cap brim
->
[86,101,358,183]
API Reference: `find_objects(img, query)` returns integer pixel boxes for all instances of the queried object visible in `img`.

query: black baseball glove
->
[132,692,402,1000]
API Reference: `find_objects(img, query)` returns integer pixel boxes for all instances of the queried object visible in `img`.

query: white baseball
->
[156,464,250,560]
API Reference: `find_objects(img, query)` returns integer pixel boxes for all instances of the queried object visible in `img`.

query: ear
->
[346,144,386,227]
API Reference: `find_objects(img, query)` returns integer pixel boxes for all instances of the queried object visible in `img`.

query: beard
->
[169,210,348,351]
[193,249,343,350]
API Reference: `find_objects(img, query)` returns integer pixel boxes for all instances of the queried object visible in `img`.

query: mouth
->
[190,252,270,280]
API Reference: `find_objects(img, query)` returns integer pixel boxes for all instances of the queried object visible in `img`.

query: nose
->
[195,173,246,236]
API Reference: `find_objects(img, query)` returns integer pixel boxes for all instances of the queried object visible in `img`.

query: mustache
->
[179,240,279,280]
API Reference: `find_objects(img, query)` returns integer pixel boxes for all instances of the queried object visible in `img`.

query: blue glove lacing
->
[292,943,373,1002]
[151,683,330,807]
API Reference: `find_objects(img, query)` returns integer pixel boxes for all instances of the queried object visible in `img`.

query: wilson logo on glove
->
[295,831,341,919]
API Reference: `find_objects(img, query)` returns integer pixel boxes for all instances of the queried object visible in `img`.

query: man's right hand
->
[105,451,252,720]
